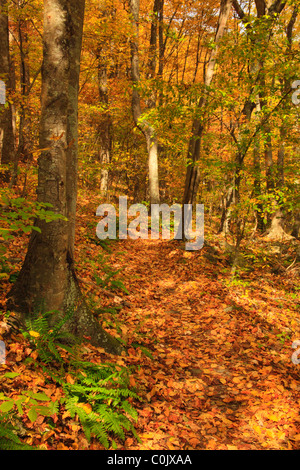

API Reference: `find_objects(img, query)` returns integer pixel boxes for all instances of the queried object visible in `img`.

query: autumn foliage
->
[0,0,300,452]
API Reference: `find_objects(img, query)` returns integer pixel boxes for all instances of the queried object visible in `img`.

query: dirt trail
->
[107,238,300,450]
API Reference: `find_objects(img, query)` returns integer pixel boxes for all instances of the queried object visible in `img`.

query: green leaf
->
[32,392,49,401]
[35,405,52,416]
[4,372,20,379]
[15,398,24,415]
[27,407,38,423]
[0,400,14,412]
[31,226,42,233]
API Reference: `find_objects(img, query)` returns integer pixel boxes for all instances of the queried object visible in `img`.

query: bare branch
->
[286,5,298,46]
[232,0,245,19]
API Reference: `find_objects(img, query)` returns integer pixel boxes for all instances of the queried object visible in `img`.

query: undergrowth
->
[0,308,140,450]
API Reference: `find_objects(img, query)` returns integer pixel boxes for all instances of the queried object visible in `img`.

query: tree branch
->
[268,0,286,16]
[232,0,245,19]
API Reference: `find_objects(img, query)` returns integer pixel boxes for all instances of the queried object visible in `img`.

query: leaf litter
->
[1,221,300,450]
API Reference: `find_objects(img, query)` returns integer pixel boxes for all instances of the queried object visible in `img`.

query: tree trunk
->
[252,135,264,232]
[265,206,293,241]
[277,126,285,188]
[129,0,160,204]
[8,0,123,355]
[291,211,300,239]
[220,0,288,236]
[0,0,15,169]
[97,52,112,198]
[182,0,232,207]
[265,4,297,239]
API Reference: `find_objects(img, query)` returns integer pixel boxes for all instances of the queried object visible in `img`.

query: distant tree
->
[182,0,232,208]
[129,0,160,205]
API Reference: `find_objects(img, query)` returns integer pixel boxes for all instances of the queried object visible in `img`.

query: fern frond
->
[0,414,35,450]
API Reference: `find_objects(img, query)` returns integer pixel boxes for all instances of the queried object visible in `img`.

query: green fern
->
[18,309,140,448]
[22,308,78,365]
[0,414,35,450]
[61,361,140,448]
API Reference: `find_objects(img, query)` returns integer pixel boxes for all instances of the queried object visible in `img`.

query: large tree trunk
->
[0,0,15,168]
[7,0,122,355]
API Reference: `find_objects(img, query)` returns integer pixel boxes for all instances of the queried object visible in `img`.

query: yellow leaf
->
[253,424,262,435]
[179,361,189,368]
[168,437,180,446]
[268,414,279,422]
[140,432,156,439]
[29,331,40,338]
[77,403,92,414]
[227,445,238,450]
[232,376,241,383]
[266,429,274,438]
[290,381,298,390]
[70,424,81,432]
[0,273,9,280]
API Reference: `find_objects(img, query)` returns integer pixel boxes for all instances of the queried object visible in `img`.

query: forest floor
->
[1,192,300,450]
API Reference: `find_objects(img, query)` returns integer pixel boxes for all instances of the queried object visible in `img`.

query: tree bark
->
[96,3,115,199]
[8,0,123,355]
[0,0,15,168]
[97,52,112,198]
[16,14,31,164]
[252,134,264,232]
[129,0,160,204]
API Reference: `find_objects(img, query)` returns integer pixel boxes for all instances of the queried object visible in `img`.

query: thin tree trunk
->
[17,13,31,162]
[129,0,160,204]
[0,0,15,169]
[182,0,232,208]
[220,0,288,235]
[253,134,264,232]
[97,52,112,198]
[265,4,297,240]
[8,0,122,355]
